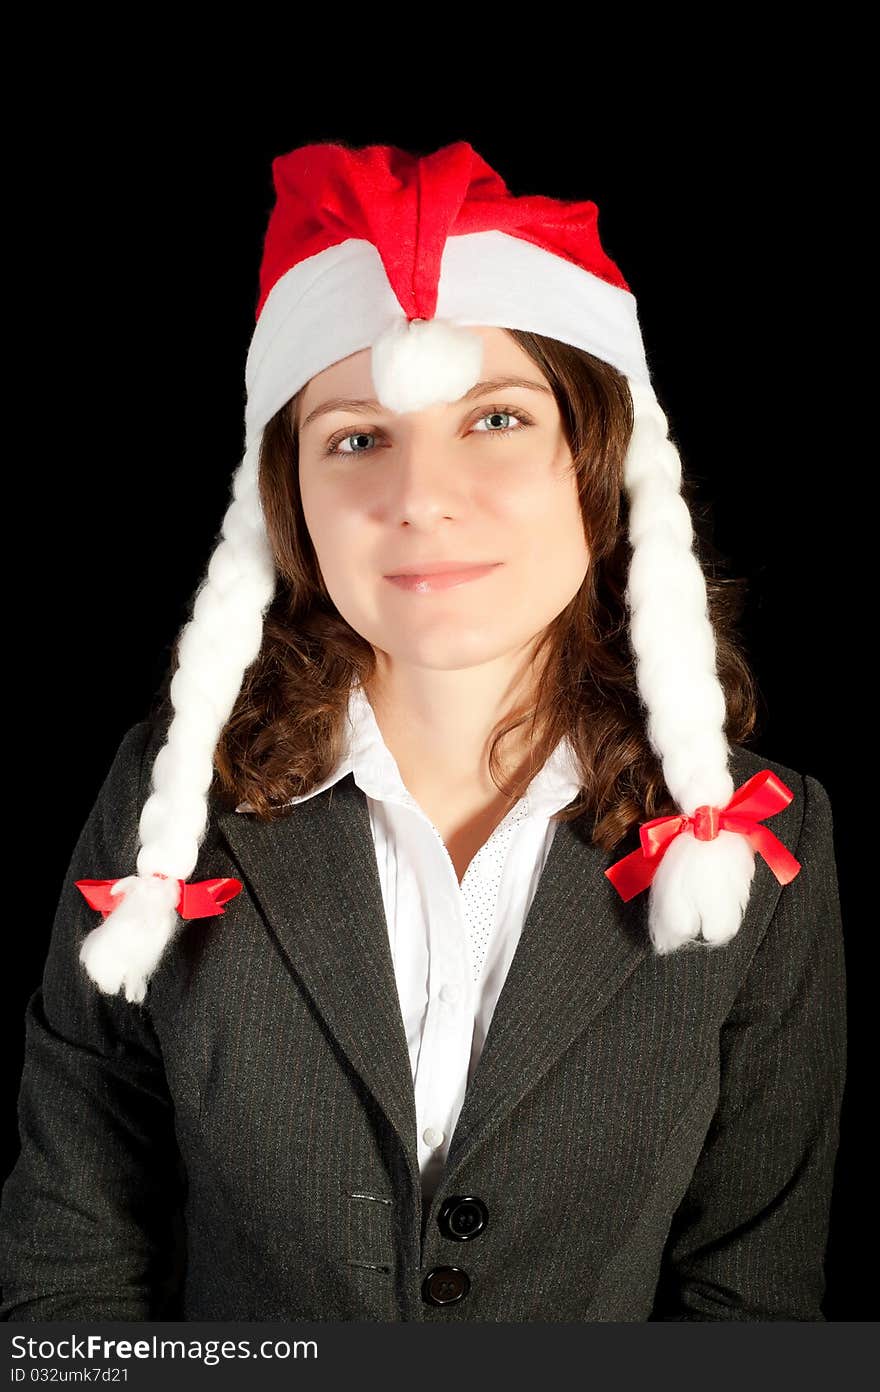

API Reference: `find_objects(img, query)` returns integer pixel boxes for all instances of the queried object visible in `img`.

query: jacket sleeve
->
[650,773,847,1321]
[0,720,186,1320]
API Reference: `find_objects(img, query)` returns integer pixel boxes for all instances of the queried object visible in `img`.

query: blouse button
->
[439,983,460,1004]
[423,1126,445,1148]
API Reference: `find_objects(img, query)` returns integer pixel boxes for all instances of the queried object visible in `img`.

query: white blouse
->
[237,682,584,1200]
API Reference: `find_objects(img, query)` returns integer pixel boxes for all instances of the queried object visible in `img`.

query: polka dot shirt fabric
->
[456,797,531,983]
[237,678,585,1200]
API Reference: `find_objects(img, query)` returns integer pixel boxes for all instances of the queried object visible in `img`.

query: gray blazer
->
[0,718,847,1321]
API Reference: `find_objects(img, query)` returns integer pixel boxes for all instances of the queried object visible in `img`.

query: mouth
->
[384,562,503,593]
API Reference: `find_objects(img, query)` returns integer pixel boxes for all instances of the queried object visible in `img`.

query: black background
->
[4,64,871,1322]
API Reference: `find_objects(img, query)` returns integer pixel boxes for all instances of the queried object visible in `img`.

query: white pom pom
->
[79,873,182,1004]
[370,316,483,414]
[648,828,757,952]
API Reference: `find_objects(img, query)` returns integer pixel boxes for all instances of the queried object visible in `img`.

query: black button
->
[422,1266,471,1305]
[437,1195,488,1241]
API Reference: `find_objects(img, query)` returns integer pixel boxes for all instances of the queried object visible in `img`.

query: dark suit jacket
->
[0,718,847,1321]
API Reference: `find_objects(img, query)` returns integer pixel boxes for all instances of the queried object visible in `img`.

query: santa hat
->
[75,140,801,1004]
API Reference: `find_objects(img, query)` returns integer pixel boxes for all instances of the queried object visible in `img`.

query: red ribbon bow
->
[605,769,802,903]
[75,875,244,919]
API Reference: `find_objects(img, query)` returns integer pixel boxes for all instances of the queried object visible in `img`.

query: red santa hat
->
[76,140,801,1003]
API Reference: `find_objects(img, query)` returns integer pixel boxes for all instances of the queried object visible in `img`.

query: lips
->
[384,560,497,577]
[384,562,502,593]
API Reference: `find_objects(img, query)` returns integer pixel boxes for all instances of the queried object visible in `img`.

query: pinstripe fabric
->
[0,718,847,1321]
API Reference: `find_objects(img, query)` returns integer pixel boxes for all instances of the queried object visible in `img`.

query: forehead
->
[297,325,538,418]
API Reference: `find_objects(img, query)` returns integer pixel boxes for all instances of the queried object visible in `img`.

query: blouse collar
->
[236,679,583,819]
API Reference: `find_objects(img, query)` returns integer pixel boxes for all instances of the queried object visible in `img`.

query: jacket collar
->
[235,678,585,819]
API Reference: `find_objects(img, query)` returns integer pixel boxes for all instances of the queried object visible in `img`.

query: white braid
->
[79,434,276,1003]
[624,379,756,951]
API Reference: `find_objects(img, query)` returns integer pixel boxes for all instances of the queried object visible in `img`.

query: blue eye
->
[322,405,532,457]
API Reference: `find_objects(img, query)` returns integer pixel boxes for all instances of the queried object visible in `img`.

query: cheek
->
[490,467,588,572]
[300,474,353,553]
[299,478,346,565]
[299,477,374,600]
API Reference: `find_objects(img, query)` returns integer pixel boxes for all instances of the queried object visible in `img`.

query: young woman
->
[0,139,846,1322]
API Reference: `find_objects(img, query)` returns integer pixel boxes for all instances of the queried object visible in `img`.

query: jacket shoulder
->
[89,717,170,835]
[728,746,839,931]
[728,741,807,790]
[114,717,164,789]
[727,742,835,872]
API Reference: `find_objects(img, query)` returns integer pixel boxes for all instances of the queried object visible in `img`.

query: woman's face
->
[296,326,590,673]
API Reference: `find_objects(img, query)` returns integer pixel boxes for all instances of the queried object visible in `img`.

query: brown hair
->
[152,330,762,850]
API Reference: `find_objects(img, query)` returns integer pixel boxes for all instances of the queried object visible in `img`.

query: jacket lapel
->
[215,770,649,1202]
[442,809,650,1187]
[215,775,422,1196]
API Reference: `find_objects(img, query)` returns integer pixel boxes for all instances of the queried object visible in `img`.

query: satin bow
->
[75,875,243,919]
[605,769,802,902]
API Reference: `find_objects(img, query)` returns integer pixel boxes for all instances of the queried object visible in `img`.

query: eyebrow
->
[299,376,554,431]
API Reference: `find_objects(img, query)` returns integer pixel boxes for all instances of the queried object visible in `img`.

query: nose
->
[381,439,467,526]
